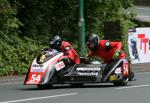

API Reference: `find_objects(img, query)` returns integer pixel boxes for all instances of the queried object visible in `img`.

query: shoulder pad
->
[65,47,71,50]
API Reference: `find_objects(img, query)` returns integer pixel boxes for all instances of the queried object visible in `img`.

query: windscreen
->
[36,49,59,64]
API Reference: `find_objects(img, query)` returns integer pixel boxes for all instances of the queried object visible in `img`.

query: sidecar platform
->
[63,64,106,83]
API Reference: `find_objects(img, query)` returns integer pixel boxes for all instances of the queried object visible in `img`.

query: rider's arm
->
[88,51,94,57]
[59,46,73,64]
[111,42,123,59]
[111,42,122,51]
[63,46,77,62]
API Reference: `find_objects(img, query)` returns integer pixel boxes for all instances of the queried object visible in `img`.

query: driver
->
[49,35,80,64]
[86,33,135,80]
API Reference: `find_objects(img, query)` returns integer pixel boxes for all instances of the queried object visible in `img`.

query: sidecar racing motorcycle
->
[24,49,134,89]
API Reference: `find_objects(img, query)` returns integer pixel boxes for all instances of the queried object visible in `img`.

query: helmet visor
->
[50,40,55,45]
[86,42,95,50]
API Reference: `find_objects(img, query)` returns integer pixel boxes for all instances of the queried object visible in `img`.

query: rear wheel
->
[129,71,136,81]
[37,84,53,89]
[113,77,129,86]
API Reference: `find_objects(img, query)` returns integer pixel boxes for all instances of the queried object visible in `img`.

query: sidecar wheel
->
[113,77,129,86]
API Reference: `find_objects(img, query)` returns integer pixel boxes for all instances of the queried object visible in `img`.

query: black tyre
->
[129,71,136,81]
[113,77,129,86]
[37,84,53,89]
[70,83,84,88]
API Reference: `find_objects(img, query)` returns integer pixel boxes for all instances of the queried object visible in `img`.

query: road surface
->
[0,71,150,103]
[136,6,150,22]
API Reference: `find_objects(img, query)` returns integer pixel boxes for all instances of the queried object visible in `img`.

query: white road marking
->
[115,84,150,90]
[135,72,150,75]
[0,78,24,82]
[136,15,150,18]
[0,93,79,103]
[0,82,22,86]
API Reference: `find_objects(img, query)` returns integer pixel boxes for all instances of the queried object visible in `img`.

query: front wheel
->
[37,84,53,89]
[113,77,129,86]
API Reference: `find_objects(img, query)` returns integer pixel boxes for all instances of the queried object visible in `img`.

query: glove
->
[113,50,120,59]
[85,54,89,59]
[62,57,70,64]
[80,54,90,64]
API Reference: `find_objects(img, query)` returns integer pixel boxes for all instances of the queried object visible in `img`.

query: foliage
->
[0,0,23,76]
[85,0,136,37]
[0,0,21,36]
[17,0,79,41]
[0,36,46,76]
[84,0,136,59]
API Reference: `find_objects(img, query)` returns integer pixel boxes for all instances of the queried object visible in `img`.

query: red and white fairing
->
[25,52,64,85]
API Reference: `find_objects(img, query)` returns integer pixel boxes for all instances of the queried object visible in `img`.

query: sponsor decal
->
[55,61,65,71]
[32,64,43,67]
[31,69,43,72]
[123,62,129,76]
[115,67,121,74]
[27,74,41,84]
[31,65,44,72]
[109,75,118,81]
[78,72,99,76]
[77,68,101,71]
[39,53,46,63]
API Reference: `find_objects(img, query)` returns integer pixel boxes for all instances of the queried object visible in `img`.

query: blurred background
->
[0,0,150,76]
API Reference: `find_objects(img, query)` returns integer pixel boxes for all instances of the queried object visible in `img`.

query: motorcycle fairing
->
[25,53,63,85]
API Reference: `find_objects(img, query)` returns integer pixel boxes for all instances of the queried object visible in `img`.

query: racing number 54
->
[30,74,41,83]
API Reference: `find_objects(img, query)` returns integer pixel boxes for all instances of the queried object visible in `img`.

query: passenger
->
[86,33,125,63]
[86,33,135,80]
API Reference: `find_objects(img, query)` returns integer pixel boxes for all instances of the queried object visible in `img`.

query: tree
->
[0,0,21,37]
[17,0,79,42]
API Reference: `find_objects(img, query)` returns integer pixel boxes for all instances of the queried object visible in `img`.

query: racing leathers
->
[88,40,126,63]
[59,41,80,64]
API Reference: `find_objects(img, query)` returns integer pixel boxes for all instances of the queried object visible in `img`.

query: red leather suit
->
[88,40,126,63]
[60,41,80,64]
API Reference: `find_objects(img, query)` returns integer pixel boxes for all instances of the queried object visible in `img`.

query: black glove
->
[62,57,70,64]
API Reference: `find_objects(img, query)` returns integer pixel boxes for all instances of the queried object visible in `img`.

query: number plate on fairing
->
[55,61,65,71]
[26,73,42,84]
